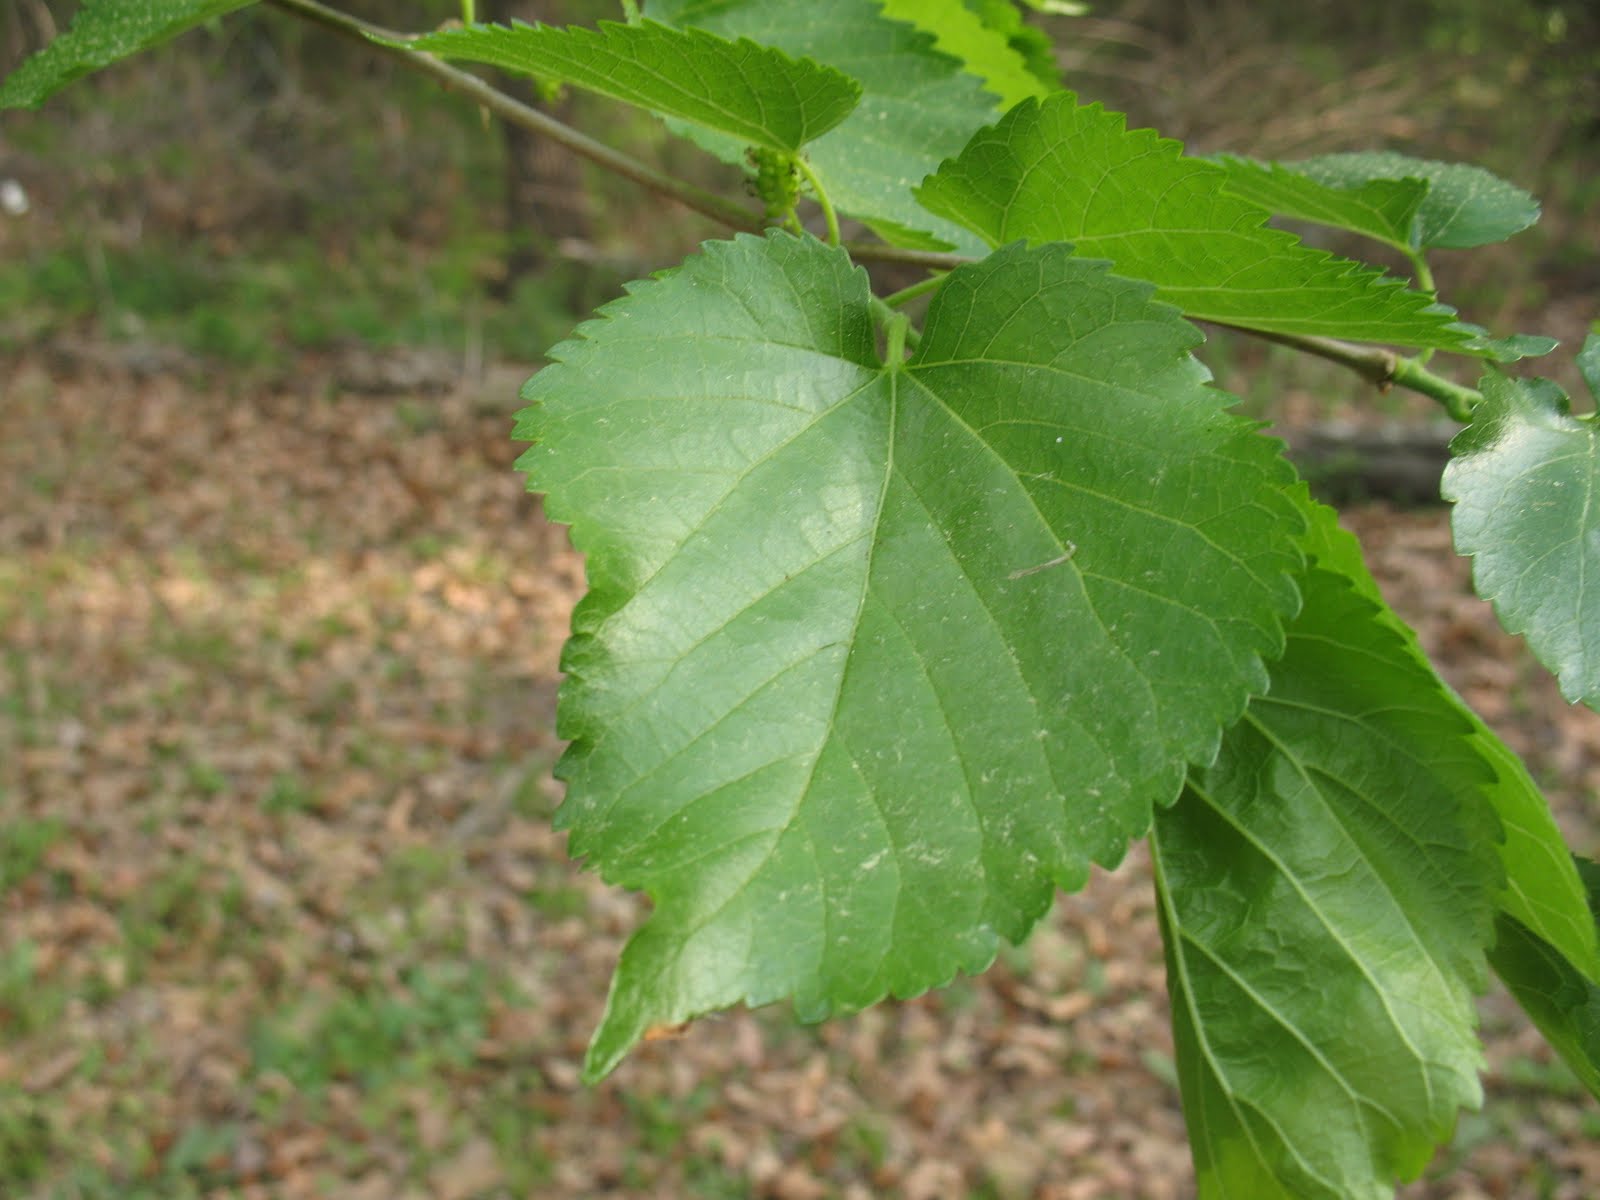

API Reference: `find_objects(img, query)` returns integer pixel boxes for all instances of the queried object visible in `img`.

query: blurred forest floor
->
[1,3,1598,1198]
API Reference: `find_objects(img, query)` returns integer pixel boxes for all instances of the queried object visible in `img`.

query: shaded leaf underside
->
[1444,373,1600,709]
[915,94,1476,347]
[1156,567,1499,1198]
[518,232,1302,1078]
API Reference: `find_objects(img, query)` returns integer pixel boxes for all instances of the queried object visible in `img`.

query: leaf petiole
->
[880,307,911,367]
[1408,249,1440,366]
[796,158,840,247]
[881,274,947,309]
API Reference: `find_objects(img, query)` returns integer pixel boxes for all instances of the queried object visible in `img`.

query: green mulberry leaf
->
[1214,154,1430,253]
[520,233,1303,1079]
[960,0,1063,92]
[1579,328,1600,400]
[1490,858,1600,1099]
[915,94,1476,348]
[0,0,257,109]
[1299,497,1600,985]
[647,0,1001,251]
[1443,371,1600,708]
[1155,566,1500,1199]
[877,0,1052,109]
[397,19,860,153]
[1293,151,1540,251]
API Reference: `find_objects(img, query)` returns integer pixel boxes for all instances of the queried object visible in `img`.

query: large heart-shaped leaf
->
[1156,566,1500,1198]
[397,19,860,154]
[647,0,1001,251]
[915,94,1476,348]
[519,232,1303,1078]
[0,0,258,109]
[1443,367,1600,708]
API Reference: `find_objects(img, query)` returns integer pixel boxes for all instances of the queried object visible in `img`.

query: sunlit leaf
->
[519,232,1303,1079]
[877,0,1052,109]
[916,94,1475,347]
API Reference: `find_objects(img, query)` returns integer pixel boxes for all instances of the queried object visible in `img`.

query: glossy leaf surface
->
[1444,373,1600,708]
[400,19,860,153]
[519,233,1302,1078]
[0,0,256,109]
[1156,567,1499,1198]
[915,94,1475,347]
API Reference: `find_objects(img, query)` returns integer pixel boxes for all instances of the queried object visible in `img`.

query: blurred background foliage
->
[0,0,1594,373]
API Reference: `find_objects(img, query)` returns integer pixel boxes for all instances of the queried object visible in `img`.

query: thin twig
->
[844,241,972,272]
[263,0,762,235]
[1214,322,1481,422]
[881,274,947,308]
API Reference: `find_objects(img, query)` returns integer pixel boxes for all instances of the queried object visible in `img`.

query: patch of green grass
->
[0,1084,57,1191]
[260,772,315,815]
[0,815,65,894]
[521,881,587,917]
[0,227,589,371]
[118,861,236,980]
[248,962,491,1094]
[0,941,68,1037]
[372,843,462,911]
[481,1075,555,1192]
[838,1115,891,1173]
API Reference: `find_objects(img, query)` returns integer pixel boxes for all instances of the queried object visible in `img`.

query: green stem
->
[1389,354,1480,423]
[871,297,920,356]
[845,241,971,272]
[620,0,641,20]
[1215,323,1481,422]
[881,274,947,308]
[795,159,840,247]
[262,0,762,235]
[1407,249,1439,367]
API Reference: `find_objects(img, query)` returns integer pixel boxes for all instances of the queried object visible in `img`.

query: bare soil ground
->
[2,347,1597,1199]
